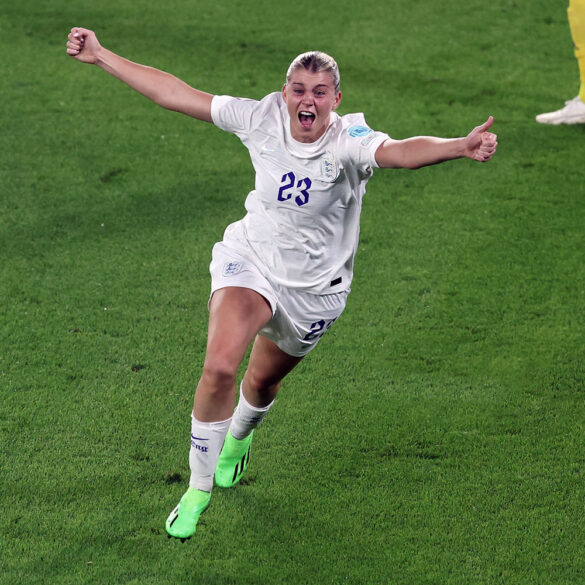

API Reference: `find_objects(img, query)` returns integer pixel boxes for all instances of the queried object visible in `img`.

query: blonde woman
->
[67,27,498,540]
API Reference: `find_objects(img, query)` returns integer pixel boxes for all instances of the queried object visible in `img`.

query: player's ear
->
[282,83,288,103]
[332,90,342,110]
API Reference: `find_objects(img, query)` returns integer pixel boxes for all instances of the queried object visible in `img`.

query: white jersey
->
[210,92,389,294]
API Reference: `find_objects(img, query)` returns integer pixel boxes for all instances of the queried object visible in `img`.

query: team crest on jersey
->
[223,261,243,276]
[320,153,339,182]
[348,125,374,139]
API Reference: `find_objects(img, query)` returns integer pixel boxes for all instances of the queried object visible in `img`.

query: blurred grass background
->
[1,0,585,583]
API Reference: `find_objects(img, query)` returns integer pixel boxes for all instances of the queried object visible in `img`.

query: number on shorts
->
[303,317,338,341]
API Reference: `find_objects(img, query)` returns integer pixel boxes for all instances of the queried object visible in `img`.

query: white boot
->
[536,96,585,125]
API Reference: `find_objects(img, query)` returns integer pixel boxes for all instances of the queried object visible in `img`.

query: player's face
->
[283,69,342,143]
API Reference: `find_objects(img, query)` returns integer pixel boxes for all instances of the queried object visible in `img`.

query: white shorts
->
[209,241,349,357]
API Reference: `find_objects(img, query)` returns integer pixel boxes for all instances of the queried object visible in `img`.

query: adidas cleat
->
[215,430,253,488]
[165,487,211,539]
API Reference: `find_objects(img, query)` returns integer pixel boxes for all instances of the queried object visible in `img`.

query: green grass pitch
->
[2,0,585,583]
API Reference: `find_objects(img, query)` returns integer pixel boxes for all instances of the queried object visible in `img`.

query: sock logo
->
[191,434,209,453]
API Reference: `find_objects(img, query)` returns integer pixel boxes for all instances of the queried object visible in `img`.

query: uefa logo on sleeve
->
[348,125,373,138]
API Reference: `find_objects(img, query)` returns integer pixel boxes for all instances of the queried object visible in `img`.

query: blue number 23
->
[277,172,312,207]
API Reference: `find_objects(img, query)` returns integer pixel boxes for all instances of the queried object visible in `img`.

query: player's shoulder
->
[223,91,281,111]
[238,91,284,119]
[212,92,270,115]
[337,112,376,141]
[212,92,282,133]
[332,112,380,152]
[329,112,389,171]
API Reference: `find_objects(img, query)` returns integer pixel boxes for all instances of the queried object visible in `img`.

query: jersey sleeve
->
[210,95,260,139]
[341,114,390,175]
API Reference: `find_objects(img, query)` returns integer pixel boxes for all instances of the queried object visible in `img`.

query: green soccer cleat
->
[215,430,253,488]
[165,487,211,540]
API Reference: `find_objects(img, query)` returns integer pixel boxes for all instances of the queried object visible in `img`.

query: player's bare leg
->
[536,0,585,124]
[243,334,303,406]
[166,287,272,539]
[193,287,273,421]
[215,335,303,487]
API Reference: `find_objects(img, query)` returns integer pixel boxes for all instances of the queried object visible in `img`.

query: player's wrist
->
[455,136,470,160]
[94,46,113,69]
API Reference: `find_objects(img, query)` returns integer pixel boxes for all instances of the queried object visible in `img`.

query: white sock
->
[189,414,231,492]
[229,383,274,440]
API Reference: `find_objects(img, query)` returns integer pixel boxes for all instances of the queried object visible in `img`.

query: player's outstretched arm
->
[375,116,498,169]
[66,27,214,122]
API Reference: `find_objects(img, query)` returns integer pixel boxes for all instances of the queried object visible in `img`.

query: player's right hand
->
[66,28,101,64]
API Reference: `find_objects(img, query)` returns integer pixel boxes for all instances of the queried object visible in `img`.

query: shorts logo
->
[348,125,374,138]
[223,261,243,276]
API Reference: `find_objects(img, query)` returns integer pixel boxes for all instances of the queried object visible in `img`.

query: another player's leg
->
[570,0,585,102]
[166,287,272,539]
[215,335,303,487]
[537,0,585,124]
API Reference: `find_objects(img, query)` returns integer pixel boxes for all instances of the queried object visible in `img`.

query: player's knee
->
[201,356,238,394]
[245,367,282,396]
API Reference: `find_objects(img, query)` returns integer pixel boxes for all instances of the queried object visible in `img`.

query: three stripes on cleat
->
[232,445,251,483]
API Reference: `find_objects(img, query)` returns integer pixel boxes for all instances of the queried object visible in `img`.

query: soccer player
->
[536,0,585,124]
[66,27,498,540]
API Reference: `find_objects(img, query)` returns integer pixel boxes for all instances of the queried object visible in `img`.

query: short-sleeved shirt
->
[211,92,389,295]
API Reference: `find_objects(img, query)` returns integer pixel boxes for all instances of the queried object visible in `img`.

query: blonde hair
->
[286,51,340,91]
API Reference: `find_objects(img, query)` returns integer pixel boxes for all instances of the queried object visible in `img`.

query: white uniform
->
[209,92,389,355]
[211,92,389,294]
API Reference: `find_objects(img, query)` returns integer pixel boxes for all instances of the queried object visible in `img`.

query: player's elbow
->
[148,74,186,111]
[402,161,426,170]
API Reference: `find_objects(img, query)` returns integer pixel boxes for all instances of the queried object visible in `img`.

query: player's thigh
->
[206,287,273,368]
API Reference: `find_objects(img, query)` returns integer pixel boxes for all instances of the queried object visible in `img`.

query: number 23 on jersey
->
[277,172,312,207]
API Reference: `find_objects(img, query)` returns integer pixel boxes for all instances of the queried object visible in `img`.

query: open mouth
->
[299,111,316,129]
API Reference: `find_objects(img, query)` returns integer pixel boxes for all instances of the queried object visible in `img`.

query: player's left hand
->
[464,116,498,162]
